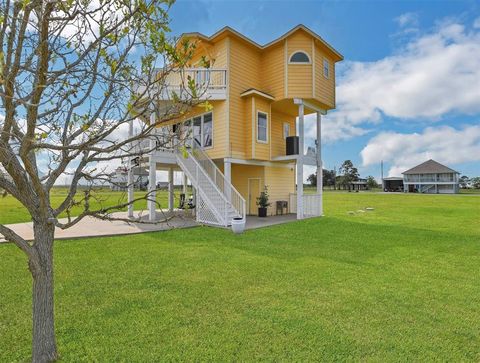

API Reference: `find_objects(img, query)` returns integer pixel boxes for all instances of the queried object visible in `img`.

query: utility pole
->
[381,160,384,190]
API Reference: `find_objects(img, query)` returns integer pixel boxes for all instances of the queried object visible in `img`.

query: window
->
[187,112,213,148]
[289,51,310,63]
[283,123,290,139]
[203,113,213,148]
[323,58,330,78]
[257,112,268,143]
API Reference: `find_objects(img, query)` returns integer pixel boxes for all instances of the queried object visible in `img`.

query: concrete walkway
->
[245,214,298,230]
[0,210,198,243]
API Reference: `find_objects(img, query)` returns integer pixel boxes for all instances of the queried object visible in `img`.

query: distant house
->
[402,159,459,194]
[110,166,149,191]
[350,178,368,191]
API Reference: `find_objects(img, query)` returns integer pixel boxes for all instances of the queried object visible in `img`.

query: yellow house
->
[129,25,343,227]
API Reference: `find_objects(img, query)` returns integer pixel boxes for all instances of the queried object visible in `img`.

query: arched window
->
[289,51,310,63]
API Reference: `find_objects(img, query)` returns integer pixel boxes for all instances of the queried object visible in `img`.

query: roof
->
[383,177,403,181]
[179,24,343,62]
[402,160,459,175]
[240,88,275,101]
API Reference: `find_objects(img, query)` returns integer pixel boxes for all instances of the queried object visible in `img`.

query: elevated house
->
[402,159,460,194]
[130,25,343,226]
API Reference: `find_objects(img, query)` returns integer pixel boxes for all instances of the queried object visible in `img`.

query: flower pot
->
[231,217,245,234]
[258,207,267,217]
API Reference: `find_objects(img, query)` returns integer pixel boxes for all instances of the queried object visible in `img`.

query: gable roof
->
[402,160,459,175]
[179,24,343,62]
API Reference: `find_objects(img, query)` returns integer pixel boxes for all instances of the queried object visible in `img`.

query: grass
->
[1,193,480,361]
[0,187,183,225]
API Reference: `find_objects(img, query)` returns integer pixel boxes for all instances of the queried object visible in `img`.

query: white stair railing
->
[176,148,228,226]
[190,140,246,220]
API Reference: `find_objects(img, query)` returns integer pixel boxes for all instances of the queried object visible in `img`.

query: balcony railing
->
[135,68,227,101]
[404,174,456,183]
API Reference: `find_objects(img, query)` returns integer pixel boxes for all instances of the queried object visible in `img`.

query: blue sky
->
[168,0,480,179]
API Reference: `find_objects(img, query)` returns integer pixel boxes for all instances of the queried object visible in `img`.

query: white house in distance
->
[402,159,460,194]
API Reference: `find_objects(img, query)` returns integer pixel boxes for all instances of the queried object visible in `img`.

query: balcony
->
[271,136,317,165]
[136,68,227,102]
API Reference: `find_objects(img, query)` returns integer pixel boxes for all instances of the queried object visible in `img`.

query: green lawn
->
[0,187,180,225]
[1,193,480,361]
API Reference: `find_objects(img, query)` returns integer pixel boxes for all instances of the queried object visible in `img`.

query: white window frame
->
[323,58,330,78]
[185,111,214,149]
[283,122,290,139]
[256,111,268,144]
[288,50,311,64]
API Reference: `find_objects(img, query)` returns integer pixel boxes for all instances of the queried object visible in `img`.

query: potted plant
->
[256,186,271,217]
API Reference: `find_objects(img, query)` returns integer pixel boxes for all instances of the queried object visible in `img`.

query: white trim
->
[256,110,269,144]
[225,157,295,168]
[240,89,275,101]
[247,177,262,215]
[226,37,231,157]
[283,122,290,139]
[288,50,312,64]
[312,39,316,98]
[284,39,288,98]
[269,103,272,160]
[293,98,327,114]
[251,98,255,157]
[323,57,330,79]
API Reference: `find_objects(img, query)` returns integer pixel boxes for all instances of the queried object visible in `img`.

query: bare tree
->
[0,0,202,361]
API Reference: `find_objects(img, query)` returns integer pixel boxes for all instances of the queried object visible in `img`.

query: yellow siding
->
[287,30,313,98]
[244,97,253,159]
[271,111,295,158]
[315,44,335,109]
[229,37,262,159]
[231,164,265,214]
[254,96,271,161]
[264,165,295,216]
[260,42,284,99]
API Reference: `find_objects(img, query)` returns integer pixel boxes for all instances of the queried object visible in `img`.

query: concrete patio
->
[0,210,198,243]
[0,211,304,243]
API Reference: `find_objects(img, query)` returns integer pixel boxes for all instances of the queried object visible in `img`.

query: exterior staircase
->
[419,184,435,193]
[175,141,245,227]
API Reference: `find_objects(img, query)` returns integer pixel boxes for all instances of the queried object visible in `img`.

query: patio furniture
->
[276,201,288,215]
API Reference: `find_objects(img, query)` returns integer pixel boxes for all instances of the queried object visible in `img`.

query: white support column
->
[224,160,232,203]
[316,111,323,216]
[182,173,188,193]
[168,168,174,212]
[127,119,134,218]
[296,100,304,220]
[148,113,156,222]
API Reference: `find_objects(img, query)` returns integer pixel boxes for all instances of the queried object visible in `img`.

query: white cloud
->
[360,125,480,176]
[322,19,480,143]
[395,12,419,28]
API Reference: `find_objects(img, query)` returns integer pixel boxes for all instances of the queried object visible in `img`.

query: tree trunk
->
[30,222,58,363]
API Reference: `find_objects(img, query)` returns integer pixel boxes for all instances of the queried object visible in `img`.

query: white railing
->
[190,140,246,221]
[176,147,228,226]
[158,68,227,100]
[289,193,322,218]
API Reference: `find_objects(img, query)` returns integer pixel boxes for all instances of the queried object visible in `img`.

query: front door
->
[248,178,261,215]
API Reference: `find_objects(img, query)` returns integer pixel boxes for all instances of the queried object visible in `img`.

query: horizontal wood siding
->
[287,30,313,98]
[271,111,295,158]
[229,37,262,159]
[260,42,284,99]
[254,96,271,161]
[264,165,295,216]
[315,43,335,109]
[231,164,265,213]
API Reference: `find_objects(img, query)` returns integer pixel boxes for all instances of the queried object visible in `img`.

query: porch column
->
[148,113,156,222]
[316,111,323,216]
[224,160,232,203]
[168,168,174,212]
[182,173,188,193]
[295,99,304,220]
[127,119,134,218]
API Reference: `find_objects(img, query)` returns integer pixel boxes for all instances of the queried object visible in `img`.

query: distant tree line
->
[307,160,379,191]
[459,176,480,189]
